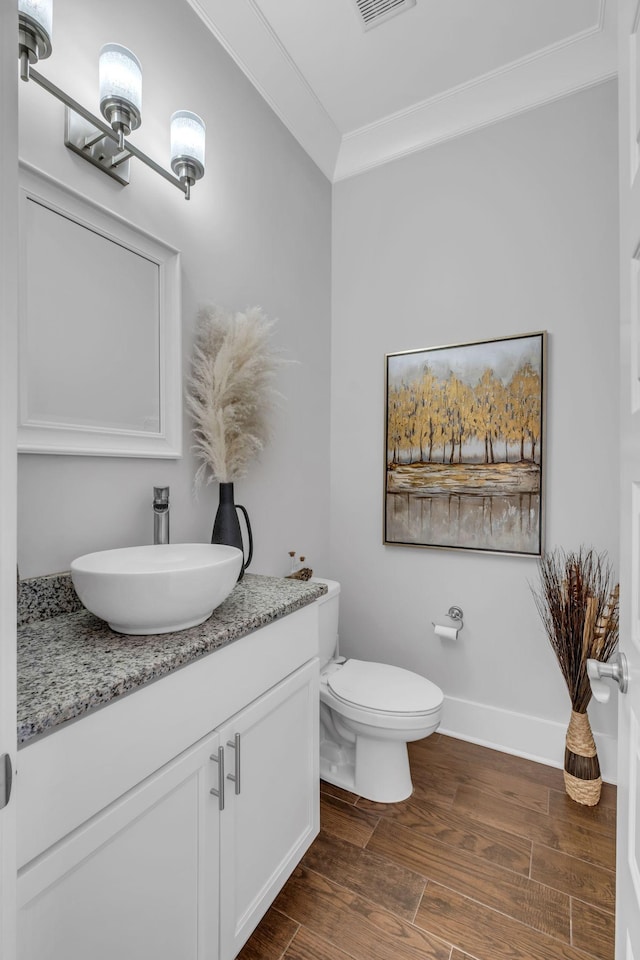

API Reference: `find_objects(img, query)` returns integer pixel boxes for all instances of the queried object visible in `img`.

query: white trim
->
[335,27,617,180]
[185,0,615,182]
[17,163,182,459]
[628,710,640,907]
[440,694,618,785]
[185,0,341,181]
[0,1,18,955]
[335,75,617,182]
[345,3,607,142]
[246,0,336,127]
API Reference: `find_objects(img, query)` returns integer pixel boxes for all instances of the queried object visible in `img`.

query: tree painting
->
[385,332,546,555]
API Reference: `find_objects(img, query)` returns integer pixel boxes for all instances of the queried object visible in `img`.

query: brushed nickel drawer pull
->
[226,733,241,795]
[209,746,225,810]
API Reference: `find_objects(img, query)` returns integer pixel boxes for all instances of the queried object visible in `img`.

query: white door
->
[17,732,220,960]
[0,2,18,959]
[218,660,319,960]
[618,2,640,957]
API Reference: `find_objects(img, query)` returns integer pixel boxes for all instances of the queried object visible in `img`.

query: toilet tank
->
[312,578,340,666]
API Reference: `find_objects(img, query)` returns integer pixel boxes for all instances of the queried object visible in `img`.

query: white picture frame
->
[18,163,182,458]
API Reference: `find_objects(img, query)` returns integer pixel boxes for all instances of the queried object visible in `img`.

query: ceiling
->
[185,0,616,182]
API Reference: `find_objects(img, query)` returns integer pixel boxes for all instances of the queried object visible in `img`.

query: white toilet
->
[316,578,443,803]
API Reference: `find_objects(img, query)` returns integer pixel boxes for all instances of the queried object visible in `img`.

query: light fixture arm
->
[24,64,190,199]
[27,65,116,144]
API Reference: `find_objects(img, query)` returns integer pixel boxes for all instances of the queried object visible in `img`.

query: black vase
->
[211,482,253,581]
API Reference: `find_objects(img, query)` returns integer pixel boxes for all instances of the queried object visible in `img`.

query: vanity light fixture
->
[170,111,206,201]
[99,43,142,150]
[18,0,52,68]
[17,1,205,200]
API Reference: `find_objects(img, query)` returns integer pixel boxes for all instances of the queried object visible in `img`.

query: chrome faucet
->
[153,486,170,545]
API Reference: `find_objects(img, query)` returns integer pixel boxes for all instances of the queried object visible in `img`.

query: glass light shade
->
[18,0,53,39]
[170,111,206,177]
[18,0,52,62]
[99,43,142,114]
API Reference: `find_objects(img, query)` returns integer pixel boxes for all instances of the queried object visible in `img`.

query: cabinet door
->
[18,732,221,960]
[218,659,319,960]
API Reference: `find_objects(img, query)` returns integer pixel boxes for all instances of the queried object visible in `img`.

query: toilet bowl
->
[315,579,443,803]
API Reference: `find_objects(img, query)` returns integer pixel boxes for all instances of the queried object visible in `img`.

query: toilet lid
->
[327,659,443,715]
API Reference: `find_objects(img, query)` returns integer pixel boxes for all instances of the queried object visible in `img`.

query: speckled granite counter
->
[18,573,326,747]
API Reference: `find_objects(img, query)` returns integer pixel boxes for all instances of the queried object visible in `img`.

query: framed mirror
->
[18,163,182,457]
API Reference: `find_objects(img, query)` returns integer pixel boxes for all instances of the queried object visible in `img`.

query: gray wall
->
[331,82,620,775]
[17,3,620,774]
[17,0,332,579]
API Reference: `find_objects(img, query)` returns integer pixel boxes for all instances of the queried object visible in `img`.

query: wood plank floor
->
[239,733,616,960]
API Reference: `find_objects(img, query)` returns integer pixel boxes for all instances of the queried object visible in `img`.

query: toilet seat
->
[326,659,443,717]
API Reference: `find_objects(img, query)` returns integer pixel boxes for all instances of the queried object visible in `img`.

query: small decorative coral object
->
[187,305,281,579]
[531,547,619,805]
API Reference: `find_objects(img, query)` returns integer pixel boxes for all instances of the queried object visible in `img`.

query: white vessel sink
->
[70,543,243,635]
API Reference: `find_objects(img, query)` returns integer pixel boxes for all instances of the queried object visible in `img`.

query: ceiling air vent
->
[352,0,417,31]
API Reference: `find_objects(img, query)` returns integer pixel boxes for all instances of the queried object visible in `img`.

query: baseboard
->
[440,694,618,785]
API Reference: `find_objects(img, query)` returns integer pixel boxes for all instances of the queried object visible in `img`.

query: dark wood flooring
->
[239,733,617,960]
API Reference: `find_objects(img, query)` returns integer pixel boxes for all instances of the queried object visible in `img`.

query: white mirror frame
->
[18,162,182,458]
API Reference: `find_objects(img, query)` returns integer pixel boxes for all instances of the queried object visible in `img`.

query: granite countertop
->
[18,573,326,747]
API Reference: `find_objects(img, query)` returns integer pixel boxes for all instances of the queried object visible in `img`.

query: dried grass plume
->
[187,305,281,484]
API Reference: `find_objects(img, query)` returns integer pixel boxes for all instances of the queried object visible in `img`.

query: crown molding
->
[185,0,341,180]
[186,0,616,184]
[335,0,616,180]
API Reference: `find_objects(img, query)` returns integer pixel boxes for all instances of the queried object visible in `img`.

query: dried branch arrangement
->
[187,305,281,485]
[531,547,619,804]
[532,547,619,711]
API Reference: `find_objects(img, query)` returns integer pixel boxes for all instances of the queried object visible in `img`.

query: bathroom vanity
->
[16,574,325,960]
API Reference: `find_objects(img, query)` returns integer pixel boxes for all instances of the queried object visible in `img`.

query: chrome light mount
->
[65,108,132,186]
[170,156,204,201]
[99,96,141,150]
[18,12,52,79]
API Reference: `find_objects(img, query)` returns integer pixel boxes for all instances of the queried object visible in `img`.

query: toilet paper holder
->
[446,606,464,625]
[431,606,464,638]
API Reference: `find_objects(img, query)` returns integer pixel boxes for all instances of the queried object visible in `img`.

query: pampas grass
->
[187,305,281,484]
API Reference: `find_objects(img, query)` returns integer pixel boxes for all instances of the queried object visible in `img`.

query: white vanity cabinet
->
[16,603,320,960]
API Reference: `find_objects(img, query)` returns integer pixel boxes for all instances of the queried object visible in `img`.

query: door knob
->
[587,652,629,703]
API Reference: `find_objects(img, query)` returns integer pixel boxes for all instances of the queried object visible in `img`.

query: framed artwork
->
[384,331,546,556]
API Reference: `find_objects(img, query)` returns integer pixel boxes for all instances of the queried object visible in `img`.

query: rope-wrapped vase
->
[564,709,601,806]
